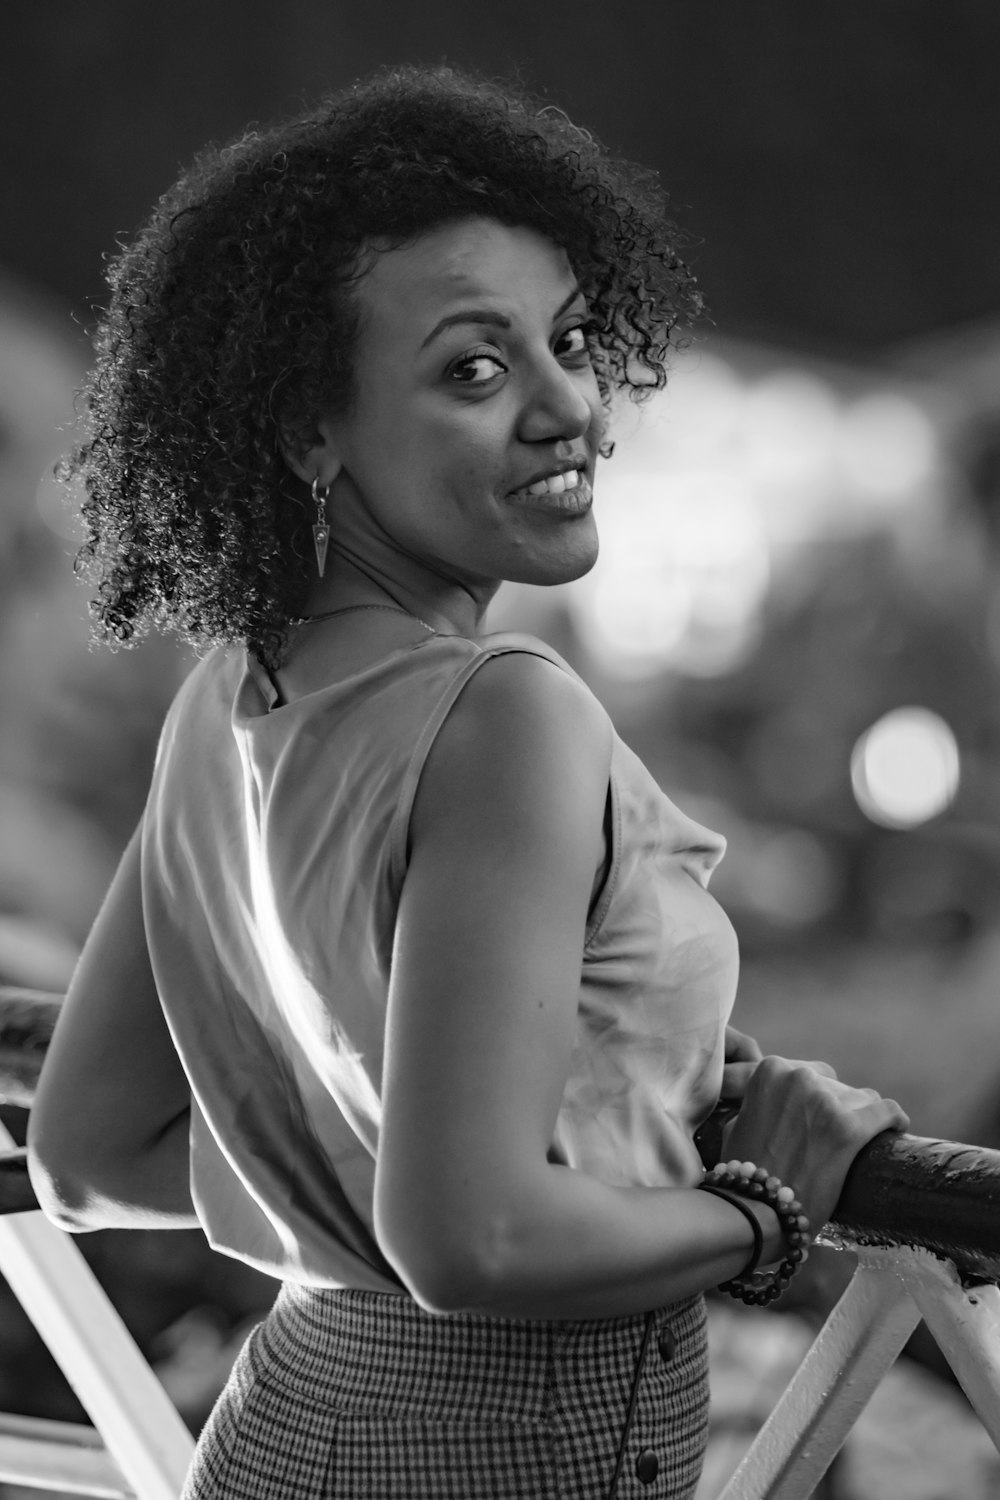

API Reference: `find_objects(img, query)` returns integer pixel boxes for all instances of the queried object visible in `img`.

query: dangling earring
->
[311,476,331,577]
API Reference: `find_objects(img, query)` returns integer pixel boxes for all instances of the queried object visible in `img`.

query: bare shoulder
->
[455,647,610,750]
[410,648,612,849]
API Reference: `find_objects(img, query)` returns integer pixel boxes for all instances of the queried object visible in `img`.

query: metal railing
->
[1,985,999,1498]
[0,988,193,1497]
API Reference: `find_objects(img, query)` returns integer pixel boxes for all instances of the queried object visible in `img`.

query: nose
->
[517,353,599,445]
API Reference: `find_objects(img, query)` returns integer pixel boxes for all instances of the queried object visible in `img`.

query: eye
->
[555,323,593,361]
[448,349,508,385]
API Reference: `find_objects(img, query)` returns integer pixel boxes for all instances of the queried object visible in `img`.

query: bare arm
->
[374,654,907,1319]
[27,823,198,1231]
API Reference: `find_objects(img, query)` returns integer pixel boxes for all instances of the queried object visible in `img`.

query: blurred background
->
[3,2,1000,1495]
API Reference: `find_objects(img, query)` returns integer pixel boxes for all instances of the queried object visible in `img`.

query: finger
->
[847,1089,909,1125]
[724,1026,763,1064]
[799,1059,838,1081]
[721,1061,757,1098]
[751,1054,838,1081]
[876,1098,910,1131]
[839,1094,911,1149]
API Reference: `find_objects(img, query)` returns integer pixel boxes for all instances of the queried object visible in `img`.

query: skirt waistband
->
[256,1285,706,1424]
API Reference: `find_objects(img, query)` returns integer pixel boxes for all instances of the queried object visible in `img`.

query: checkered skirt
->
[182,1284,709,1499]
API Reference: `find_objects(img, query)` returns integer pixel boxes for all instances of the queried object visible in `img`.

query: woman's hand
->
[721,1026,836,1101]
[722,1055,910,1231]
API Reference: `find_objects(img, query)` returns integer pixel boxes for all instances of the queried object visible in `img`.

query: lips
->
[507,474,593,514]
[524,466,582,496]
[508,457,590,502]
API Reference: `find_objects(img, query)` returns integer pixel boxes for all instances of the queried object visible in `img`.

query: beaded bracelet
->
[699,1183,765,1278]
[699,1160,812,1306]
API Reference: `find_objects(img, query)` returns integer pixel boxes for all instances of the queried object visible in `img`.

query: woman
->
[28,67,907,1498]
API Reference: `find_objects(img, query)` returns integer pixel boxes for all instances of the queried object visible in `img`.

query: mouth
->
[507,462,593,514]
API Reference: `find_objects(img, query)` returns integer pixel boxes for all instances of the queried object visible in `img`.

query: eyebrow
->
[419,285,584,350]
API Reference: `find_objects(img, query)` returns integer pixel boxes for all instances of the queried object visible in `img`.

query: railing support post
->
[716,1249,923,1500]
[0,1120,194,1499]
[901,1253,1000,1450]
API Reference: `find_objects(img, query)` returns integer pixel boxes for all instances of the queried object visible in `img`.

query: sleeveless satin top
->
[141,632,739,1290]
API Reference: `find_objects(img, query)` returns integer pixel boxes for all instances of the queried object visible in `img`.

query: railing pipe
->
[828,1131,1000,1283]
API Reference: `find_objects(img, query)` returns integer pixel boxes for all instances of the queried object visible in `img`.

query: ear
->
[278,413,344,490]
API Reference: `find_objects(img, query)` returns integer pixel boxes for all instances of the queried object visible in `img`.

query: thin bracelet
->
[699,1182,764,1279]
[699,1161,812,1306]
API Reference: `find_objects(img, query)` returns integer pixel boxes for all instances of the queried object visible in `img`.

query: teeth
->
[525,469,580,496]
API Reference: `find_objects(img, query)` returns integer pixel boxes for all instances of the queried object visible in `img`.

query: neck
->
[301,541,496,638]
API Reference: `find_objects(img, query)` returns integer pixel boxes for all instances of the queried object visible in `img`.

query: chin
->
[512,538,600,588]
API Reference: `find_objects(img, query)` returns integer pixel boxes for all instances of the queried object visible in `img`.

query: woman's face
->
[315,217,605,592]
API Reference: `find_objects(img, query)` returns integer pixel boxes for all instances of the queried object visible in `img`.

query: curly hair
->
[65,64,703,667]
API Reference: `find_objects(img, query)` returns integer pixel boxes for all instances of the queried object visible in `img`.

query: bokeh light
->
[839,393,938,500]
[570,472,770,677]
[851,707,960,828]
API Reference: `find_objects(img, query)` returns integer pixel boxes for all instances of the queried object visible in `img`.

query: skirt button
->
[657,1326,677,1362]
[635,1448,660,1485]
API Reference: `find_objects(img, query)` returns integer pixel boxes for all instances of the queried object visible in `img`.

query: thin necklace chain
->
[292,603,436,633]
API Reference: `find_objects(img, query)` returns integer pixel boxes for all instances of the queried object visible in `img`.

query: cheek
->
[585,385,606,443]
[430,424,508,494]
[350,384,513,509]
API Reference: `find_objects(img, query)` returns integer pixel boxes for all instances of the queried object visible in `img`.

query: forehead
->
[356,218,577,342]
